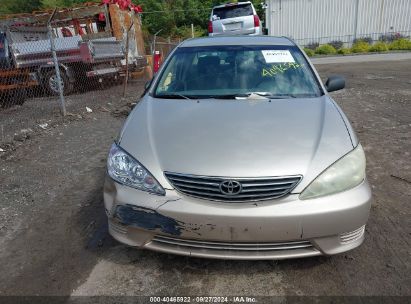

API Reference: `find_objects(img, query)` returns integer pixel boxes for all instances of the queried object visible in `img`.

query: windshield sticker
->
[261,50,295,63]
[262,62,303,77]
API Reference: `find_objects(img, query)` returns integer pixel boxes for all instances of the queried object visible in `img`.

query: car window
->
[154,45,322,99]
[212,4,253,20]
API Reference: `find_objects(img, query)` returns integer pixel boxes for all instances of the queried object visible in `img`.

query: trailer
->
[0,31,38,107]
[0,3,146,105]
[0,68,38,107]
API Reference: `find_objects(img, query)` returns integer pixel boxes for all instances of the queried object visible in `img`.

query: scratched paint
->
[114,205,184,236]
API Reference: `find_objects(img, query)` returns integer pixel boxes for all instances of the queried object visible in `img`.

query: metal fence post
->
[123,21,134,98]
[47,8,66,116]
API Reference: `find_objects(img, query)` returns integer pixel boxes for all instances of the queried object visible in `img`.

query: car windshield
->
[154,45,322,99]
[212,4,253,20]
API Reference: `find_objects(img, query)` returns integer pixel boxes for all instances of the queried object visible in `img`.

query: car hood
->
[120,95,354,193]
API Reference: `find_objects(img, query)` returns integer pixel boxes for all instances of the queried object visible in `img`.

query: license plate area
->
[224,22,242,31]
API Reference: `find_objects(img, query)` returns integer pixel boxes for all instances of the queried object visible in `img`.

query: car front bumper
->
[104,177,372,260]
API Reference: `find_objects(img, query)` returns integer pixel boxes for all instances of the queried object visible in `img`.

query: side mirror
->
[325,75,345,92]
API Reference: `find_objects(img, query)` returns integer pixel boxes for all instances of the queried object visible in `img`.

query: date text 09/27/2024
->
[149,296,257,303]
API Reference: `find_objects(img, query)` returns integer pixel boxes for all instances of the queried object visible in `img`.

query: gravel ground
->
[0,80,144,145]
[0,58,410,300]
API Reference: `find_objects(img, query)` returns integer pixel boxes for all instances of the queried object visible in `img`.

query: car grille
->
[152,235,313,251]
[164,172,302,202]
[148,235,320,259]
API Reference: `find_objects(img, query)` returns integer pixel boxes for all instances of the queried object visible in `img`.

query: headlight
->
[300,144,366,200]
[107,143,165,195]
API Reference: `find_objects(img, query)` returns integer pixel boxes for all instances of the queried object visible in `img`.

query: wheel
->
[44,69,73,96]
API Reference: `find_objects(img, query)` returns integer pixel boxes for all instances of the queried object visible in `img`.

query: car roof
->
[179,36,295,48]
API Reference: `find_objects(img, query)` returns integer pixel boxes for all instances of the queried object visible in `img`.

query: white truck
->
[0,3,146,106]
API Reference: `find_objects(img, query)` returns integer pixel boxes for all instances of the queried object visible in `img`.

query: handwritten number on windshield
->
[262,62,303,77]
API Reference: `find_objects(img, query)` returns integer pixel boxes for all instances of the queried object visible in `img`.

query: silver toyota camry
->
[104,36,372,260]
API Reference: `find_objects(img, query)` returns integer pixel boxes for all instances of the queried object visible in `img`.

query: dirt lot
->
[0,58,410,300]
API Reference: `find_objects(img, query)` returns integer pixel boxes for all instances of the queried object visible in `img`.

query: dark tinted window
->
[212,4,253,20]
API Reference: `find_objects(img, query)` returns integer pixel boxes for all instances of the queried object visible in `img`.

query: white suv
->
[208,2,262,36]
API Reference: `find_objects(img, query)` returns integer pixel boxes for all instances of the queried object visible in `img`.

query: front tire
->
[44,69,73,96]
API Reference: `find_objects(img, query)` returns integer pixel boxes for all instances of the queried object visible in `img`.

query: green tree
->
[41,0,90,9]
[41,0,70,9]
[1,0,266,38]
[0,0,42,14]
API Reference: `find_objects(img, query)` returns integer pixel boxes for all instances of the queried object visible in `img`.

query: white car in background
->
[208,1,262,36]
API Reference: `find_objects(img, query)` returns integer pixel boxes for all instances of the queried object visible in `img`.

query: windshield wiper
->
[156,93,304,100]
[247,92,298,99]
[155,93,193,100]
[210,94,250,99]
[257,93,321,99]
[210,93,296,100]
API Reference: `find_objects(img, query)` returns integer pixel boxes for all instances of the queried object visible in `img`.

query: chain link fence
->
[0,4,152,146]
[152,36,180,59]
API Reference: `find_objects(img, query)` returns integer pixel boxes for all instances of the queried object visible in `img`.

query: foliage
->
[303,48,315,57]
[0,0,90,14]
[0,0,42,14]
[388,38,411,50]
[369,42,389,52]
[0,0,265,38]
[315,44,337,55]
[353,37,373,44]
[305,42,319,50]
[136,0,264,37]
[41,0,82,9]
[329,40,343,50]
[172,25,207,39]
[351,41,370,53]
[337,48,351,55]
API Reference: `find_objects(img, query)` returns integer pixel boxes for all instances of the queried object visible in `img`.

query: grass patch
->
[302,38,411,57]
[303,48,315,57]
[351,41,370,53]
[315,44,337,55]
[388,38,411,50]
[338,48,351,55]
[369,42,389,52]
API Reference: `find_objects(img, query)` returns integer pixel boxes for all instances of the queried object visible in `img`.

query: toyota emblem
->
[219,180,242,195]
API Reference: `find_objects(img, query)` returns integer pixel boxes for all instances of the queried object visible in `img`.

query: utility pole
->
[47,8,66,116]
